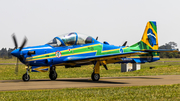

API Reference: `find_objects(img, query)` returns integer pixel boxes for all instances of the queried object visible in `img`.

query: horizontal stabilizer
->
[131,49,179,53]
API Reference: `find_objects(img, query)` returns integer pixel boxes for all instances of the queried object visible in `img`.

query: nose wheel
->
[22,73,30,81]
[22,66,30,81]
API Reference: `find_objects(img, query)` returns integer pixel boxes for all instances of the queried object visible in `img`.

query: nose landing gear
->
[22,73,30,81]
[22,66,30,81]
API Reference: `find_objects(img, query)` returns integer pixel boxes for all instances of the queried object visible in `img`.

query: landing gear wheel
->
[49,71,57,80]
[91,73,100,81]
[49,66,57,80]
[22,73,30,82]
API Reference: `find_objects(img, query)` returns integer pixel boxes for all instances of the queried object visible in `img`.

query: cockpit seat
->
[85,36,92,44]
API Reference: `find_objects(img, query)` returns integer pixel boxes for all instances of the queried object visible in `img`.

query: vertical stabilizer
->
[140,21,158,50]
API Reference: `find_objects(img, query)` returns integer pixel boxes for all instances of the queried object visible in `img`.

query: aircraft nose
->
[11,49,20,58]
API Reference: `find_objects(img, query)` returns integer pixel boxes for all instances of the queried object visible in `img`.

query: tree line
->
[0,48,14,59]
[0,42,179,59]
[159,42,180,58]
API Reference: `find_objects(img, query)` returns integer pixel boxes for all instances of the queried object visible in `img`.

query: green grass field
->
[0,58,180,100]
[0,58,180,80]
[0,84,180,100]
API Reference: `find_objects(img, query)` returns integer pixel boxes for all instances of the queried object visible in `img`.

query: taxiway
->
[0,75,180,91]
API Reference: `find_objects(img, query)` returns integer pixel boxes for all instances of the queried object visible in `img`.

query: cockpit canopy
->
[47,32,96,47]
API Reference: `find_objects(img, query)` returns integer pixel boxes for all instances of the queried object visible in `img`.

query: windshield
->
[47,38,62,47]
[47,32,94,47]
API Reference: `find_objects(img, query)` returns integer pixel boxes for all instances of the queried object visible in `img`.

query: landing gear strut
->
[91,61,100,81]
[22,66,30,81]
[49,66,57,80]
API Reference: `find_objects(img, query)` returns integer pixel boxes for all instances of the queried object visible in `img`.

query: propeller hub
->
[11,33,28,74]
[11,49,20,58]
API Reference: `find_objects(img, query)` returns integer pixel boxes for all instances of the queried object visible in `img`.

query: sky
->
[0,0,180,49]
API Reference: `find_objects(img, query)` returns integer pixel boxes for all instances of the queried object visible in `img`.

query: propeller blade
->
[12,34,18,49]
[122,41,127,46]
[15,58,18,75]
[11,34,28,75]
[96,37,98,40]
[19,37,27,51]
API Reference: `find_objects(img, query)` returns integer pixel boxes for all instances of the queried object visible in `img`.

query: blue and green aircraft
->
[11,21,178,81]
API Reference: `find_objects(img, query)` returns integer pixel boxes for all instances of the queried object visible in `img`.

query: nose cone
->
[11,49,20,58]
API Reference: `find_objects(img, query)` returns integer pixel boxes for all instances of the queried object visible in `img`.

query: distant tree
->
[159,42,180,58]
[0,48,14,59]
[7,48,14,58]
[0,48,7,58]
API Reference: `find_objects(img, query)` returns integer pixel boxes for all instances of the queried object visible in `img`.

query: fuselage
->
[11,40,160,67]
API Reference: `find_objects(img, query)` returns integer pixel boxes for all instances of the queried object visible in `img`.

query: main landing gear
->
[91,61,109,81]
[91,61,101,81]
[22,66,30,81]
[22,66,57,82]
[49,66,57,80]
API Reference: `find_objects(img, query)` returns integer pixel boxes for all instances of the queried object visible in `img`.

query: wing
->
[61,51,147,66]
[131,49,179,52]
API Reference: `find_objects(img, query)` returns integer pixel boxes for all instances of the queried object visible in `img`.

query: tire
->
[91,73,100,81]
[49,71,57,80]
[22,73,30,82]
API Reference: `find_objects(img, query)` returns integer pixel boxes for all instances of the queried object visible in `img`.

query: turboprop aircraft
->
[11,21,178,81]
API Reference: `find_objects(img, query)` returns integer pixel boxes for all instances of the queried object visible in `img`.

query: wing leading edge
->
[63,51,147,65]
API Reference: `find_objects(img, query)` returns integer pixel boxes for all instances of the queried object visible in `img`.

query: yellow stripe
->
[27,50,98,61]
[122,47,128,50]
[28,52,55,59]
[129,56,160,58]
[33,66,49,72]
[102,49,119,53]
[27,56,57,61]
[27,44,120,61]
[28,44,101,59]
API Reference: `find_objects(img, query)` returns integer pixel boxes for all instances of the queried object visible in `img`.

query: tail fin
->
[139,21,158,50]
[130,21,178,53]
[128,21,178,63]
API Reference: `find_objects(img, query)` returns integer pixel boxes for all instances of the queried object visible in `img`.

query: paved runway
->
[0,75,180,91]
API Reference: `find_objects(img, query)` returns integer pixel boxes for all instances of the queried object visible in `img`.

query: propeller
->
[11,34,28,75]
[122,41,127,46]
[12,33,18,49]
[19,37,27,51]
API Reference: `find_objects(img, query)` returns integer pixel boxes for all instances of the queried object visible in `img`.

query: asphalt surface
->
[0,75,180,91]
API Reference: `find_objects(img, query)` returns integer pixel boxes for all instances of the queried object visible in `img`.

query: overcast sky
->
[0,0,180,49]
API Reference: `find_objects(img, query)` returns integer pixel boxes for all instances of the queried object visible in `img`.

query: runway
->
[0,75,180,91]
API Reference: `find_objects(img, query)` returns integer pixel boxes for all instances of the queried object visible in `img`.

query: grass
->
[0,84,180,100]
[0,58,180,80]
[0,58,17,64]
[0,58,180,100]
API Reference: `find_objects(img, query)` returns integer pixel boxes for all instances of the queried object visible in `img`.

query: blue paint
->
[147,28,156,47]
